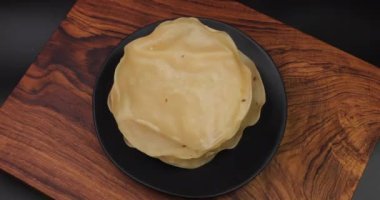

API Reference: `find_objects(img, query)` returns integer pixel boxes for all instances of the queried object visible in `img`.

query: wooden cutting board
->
[0,0,379,199]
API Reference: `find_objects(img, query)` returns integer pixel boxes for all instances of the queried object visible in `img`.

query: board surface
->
[0,0,379,199]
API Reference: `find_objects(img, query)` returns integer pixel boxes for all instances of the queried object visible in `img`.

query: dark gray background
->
[0,0,378,199]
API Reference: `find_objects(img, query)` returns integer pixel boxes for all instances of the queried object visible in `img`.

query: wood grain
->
[0,0,379,199]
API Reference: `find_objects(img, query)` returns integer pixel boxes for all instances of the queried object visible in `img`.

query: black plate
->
[93,18,287,198]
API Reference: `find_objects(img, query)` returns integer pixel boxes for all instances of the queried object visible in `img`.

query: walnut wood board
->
[0,0,379,199]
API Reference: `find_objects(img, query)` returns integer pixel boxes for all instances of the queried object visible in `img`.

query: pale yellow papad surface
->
[108,17,265,168]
